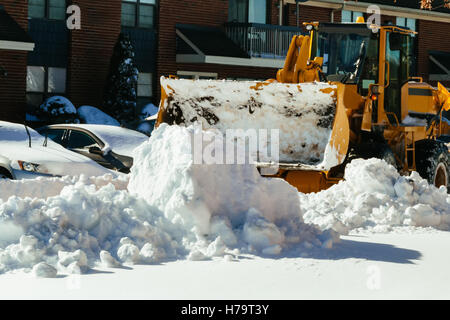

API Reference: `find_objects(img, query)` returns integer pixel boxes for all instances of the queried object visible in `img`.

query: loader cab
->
[380,27,415,124]
[310,22,416,125]
[310,23,379,96]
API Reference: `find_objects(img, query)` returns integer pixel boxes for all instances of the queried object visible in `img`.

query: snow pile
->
[300,158,450,234]
[161,78,338,168]
[0,174,128,202]
[77,106,120,127]
[0,123,337,277]
[128,123,336,257]
[402,115,427,126]
[36,96,79,124]
[0,182,184,276]
[139,103,159,119]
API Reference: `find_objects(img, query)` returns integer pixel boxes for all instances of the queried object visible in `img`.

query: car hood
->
[0,141,112,177]
[0,121,120,177]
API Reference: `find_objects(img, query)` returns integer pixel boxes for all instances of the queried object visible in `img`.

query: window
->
[137,72,153,109]
[396,17,416,35]
[67,131,98,149]
[341,10,364,23]
[26,66,67,109]
[138,73,152,97]
[121,0,156,29]
[29,0,66,20]
[39,128,66,145]
[177,71,218,80]
[229,0,267,24]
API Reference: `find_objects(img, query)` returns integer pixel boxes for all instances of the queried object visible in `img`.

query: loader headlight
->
[18,160,40,172]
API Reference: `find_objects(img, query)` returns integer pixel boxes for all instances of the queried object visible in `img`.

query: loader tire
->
[415,140,449,191]
[347,143,397,169]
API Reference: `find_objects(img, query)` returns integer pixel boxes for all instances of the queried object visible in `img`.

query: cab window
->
[67,130,98,149]
[39,128,66,145]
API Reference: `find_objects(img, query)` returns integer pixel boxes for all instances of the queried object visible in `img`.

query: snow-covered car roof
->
[0,121,112,177]
[46,124,149,156]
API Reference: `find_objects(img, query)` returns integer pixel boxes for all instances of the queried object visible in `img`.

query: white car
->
[36,124,149,173]
[0,121,114,180]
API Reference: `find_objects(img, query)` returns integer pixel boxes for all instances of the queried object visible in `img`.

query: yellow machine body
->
[157,21,450,194]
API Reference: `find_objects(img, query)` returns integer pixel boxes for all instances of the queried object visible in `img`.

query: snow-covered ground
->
[0,231,448,299]
[0,123,449,299]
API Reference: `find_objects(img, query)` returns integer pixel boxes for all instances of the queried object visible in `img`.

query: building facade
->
[0,0,449,124]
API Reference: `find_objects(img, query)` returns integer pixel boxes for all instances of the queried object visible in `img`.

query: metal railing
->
[224,22,304,60]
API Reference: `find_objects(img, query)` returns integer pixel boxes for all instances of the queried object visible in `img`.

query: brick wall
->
[270,2,334,27]
[417,19,450,87]
[67,0,122,109]
[288,3,333,26]
[157,0,284,100]
[157,0,228,84]
[0,0,28,123]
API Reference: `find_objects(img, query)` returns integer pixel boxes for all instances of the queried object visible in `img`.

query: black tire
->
[415,140,449,191]
[347,142,398,169]
[0,168,13,180]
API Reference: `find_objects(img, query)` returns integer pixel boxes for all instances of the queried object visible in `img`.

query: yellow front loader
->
[157,20,450,193]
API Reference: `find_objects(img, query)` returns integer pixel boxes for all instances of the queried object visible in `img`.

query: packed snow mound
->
[0,183,184,276]
[77,106,120,126]
[37,96,80,124]
[0,174,128,202]
[139,103,159,119]
[300,158,450,234]
[160,78,338,168]
[128,123,337,256]
[0,124,338,277]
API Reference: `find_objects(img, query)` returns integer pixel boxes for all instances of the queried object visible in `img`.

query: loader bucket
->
[156,77,349,170]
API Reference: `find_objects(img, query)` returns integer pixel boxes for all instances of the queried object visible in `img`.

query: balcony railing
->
[224,22,304,60]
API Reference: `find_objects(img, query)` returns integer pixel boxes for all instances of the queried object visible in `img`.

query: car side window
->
[67,130,98,149]
[42,129,66,145]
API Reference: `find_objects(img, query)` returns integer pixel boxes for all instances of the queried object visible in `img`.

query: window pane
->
[138,73,152,97]
[29,0,45,18]
[229,0,247,23]
[396,17,406,27]
[138,73,152,85]
[67,131,98,149]
[49,0,67,20]
[27,66,45,92]
[248,0,266,24]
[139,5,154,28]
[407,18,416,32]
[140,0,156,4]
[353,12,363,22]
[41,129,66,145]
[48,68,67,93]
[341,10,352,23]
[122,3,137,27]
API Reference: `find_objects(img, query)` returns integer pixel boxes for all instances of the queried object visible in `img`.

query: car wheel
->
[0,168,13,180]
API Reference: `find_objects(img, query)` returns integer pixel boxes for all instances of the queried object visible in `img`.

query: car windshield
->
[315,30,370,83]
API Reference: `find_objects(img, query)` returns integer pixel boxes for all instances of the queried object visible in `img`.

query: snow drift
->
[128,123,336,256]
[300,158,450,234]
[1,123,449,278]
[0,174,128,202]
[0,123,336,277]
